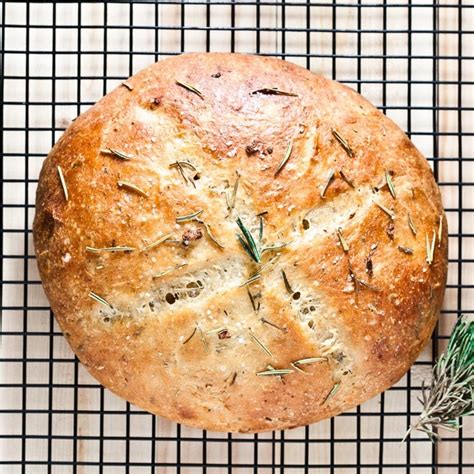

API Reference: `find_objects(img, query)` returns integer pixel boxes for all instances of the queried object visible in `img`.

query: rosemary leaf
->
[86,246,135,253]
[142,231,173,251]
[426,231,436,265]
[57,166,69,201]
[332,129,354,158]
[261,241,291,254]
[239,273,261,287]
[153,263,187,279]
[118,180,148,197]
[257,368,293,377]
[290,363,308,374]
[373,199,395,220]
[236,217,261,263]
[337,227,350,253]
[293,357,328,365]
[226,171,240,210]
[176,80,204,100]
[438,215,443,248]
[321,382,340,404]
[259,215,264,242]
[249,330,273,358]
[398,245,414,255]
[274,140,293,177]
[408,213,417,236]
[195,219,225,249]
[281,269,294,294]
[261,318,287,333]
[248,289,258,313]
[169,161,197,172]
[251,88,299,97]
[121,81,133,91]
[89,291,113,309]
[403,316,473,442]
[176,209,204,223]
[198,326,209,352]
[320,169,335,199]
[339,169,355,188]
[183,327,197,345]
[100,148,132,160]
[385,170,396,199]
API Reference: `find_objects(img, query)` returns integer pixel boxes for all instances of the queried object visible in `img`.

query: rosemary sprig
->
[332,129,354,158]
[337,227,349,253]
[274,140,293,177]
[89,291,113,309]
[57,166,69,201]
[408,213,417,236]
[176,209,204,223]
[118,180,148,197]
[176,80,204,100]
[385,170,396,199]
[251,88,299,97]
[249,330,273,358]
[153,263,187,279]
[257,368,293,377]
[86,246,135,253]
[320,169,335,199]
[236,217,261,263]
[403,316,474,442]
[142,231,173,251]
[100,147,132,160]
[226,171,240,210]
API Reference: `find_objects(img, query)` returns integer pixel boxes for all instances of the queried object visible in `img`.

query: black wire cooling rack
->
[1,1,473,472]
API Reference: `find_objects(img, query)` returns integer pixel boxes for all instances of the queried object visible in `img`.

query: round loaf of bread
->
[34,53,447,433]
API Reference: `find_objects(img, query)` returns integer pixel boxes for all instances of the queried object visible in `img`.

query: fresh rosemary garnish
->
[426,231,436,265]
[373,199,395,220]
[249,330,273,358]
[403,316,473,442]
[408,213,417,237]
[182,327,197,345]
[339,169,355,188]
[57,166,69,201]
[89,291,113,309]
[438,215,443,248]
[176,80,204,100]
[153,263,187,279]
[336,227,349,253]
[176,210,204,223]
[332,129,354,158]
[398,245,414,255]
[281,270,294,294]
[226,171,240,210]
[274,140,293,177]
[195,219,225,249]
[236,217,261,263]
[86,246,134,253]
[321,382,340,404]
[100,148,132,160]
[320,169,335,199]
[261,317,287,333]
[257,368,293,377]
[250,88,299,97]
[118,180,148,197]
[142,231,173,251]
[385,170,396,199]
[121,81,133,91]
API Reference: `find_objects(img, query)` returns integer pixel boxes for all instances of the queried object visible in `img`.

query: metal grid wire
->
[1,1,473,472]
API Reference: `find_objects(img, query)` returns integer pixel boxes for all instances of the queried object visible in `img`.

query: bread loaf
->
[33,53,447,432]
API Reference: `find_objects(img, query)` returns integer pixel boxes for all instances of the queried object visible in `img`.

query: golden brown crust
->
[33,53,447,433]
